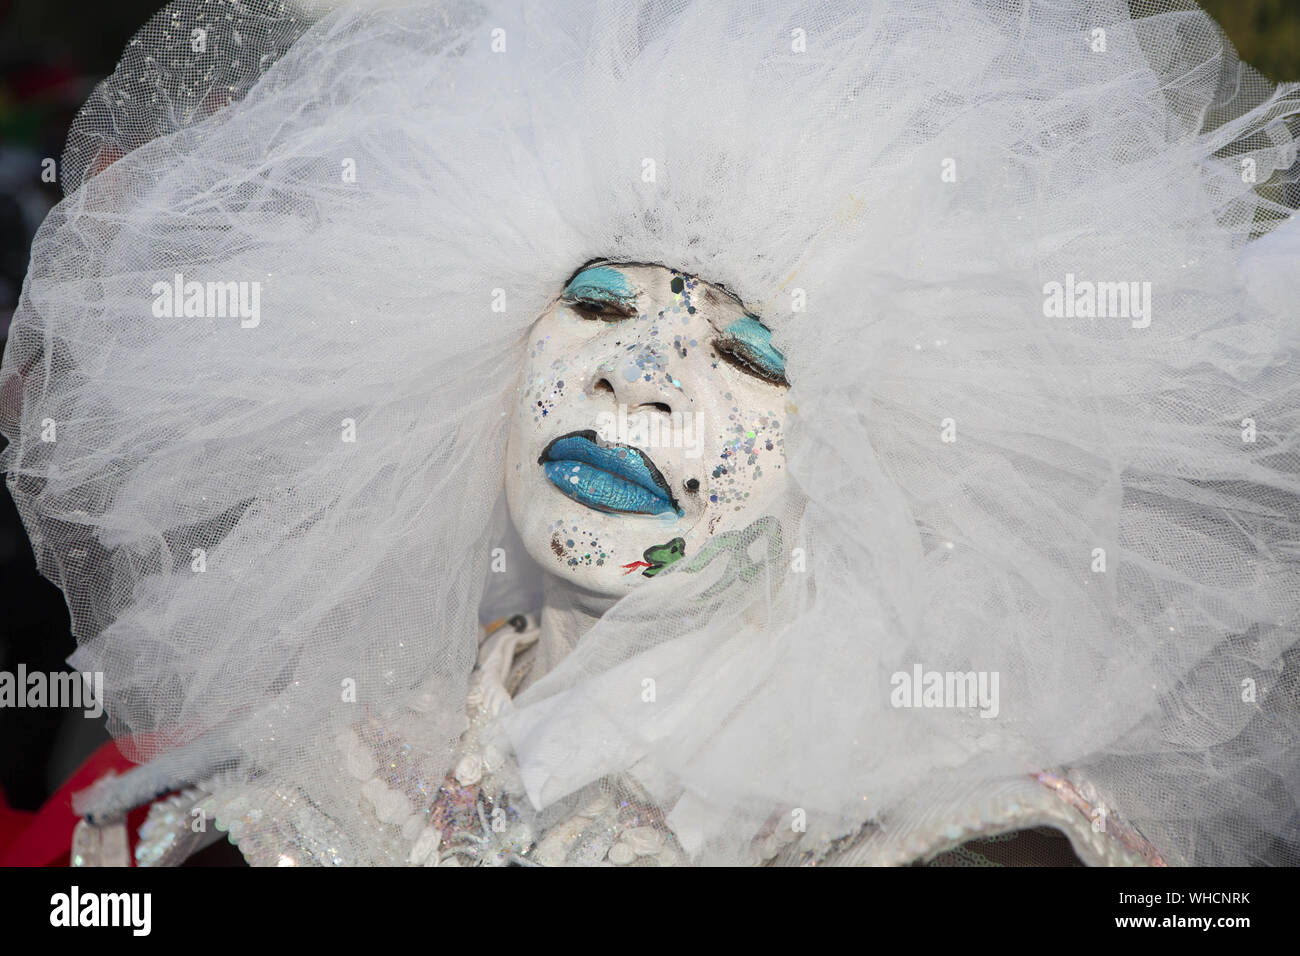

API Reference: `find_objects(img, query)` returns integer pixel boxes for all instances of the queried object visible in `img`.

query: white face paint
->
[505,262,791,597]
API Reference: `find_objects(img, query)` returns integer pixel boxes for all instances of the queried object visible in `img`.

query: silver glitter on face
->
[505,262,793,596]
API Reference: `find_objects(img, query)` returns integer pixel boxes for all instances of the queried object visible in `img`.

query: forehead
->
[567,262,752,318]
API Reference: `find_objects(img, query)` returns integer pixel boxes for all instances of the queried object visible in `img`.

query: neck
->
[524,575,618,690]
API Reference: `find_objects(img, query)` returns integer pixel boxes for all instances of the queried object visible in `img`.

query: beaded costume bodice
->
[72,615,1166,868]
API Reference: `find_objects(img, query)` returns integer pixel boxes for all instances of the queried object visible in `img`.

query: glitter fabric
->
[203,616,697,867]
[87,614,1164,866]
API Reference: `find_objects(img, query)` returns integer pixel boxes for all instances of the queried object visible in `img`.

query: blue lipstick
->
[539,430,682,516]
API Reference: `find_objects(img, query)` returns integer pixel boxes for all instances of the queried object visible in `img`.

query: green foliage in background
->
[1198,0,1300,81]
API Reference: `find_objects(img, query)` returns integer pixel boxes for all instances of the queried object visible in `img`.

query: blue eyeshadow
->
[563,266,635,308]
[721,315,786,380]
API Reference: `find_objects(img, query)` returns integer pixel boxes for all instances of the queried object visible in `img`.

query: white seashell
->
[533,833,570,866]
[576,793,612,818]
[622,826,663,856]
[607,842,636,865]
[401,813,426,841]
[376,789,413,824]
[454,753,483,786]
[408,826,442,865]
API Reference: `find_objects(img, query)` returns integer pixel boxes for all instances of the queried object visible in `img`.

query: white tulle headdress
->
[3,0,1299,865]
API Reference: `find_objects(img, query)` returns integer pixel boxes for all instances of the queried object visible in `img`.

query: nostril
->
[593,378,614,394]
[644,402,671,413]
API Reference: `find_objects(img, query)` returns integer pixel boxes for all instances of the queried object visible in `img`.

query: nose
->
[590,371,675,414]
[584,333,694,416]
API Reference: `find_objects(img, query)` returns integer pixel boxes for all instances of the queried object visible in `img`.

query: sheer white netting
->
[1,0,1297,865]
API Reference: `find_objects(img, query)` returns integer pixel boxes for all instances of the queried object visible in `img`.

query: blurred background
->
[0,0,1298,837]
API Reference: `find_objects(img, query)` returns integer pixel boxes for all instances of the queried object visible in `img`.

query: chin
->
[507,477,695,597]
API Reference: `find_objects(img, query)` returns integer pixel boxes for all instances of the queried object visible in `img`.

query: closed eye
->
[713,315,789,386]
[563,296,637,321]
[561,265,638,321]
[714,338,790,386]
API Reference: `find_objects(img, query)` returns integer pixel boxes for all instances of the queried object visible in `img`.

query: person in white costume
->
[2,0,1298,866]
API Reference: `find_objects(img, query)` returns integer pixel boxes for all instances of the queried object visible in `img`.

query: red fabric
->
[0,790,34,857]
[0,740,141,867]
